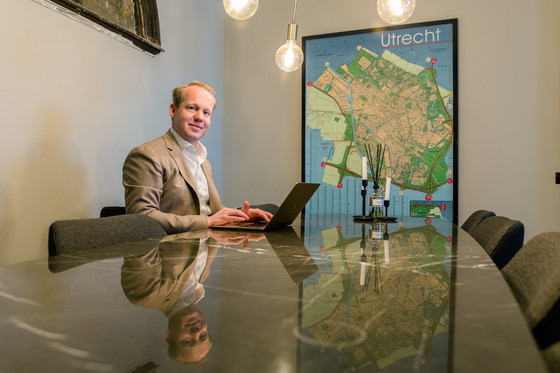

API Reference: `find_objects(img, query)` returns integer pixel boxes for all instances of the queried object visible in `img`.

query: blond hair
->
[172,81,217,108]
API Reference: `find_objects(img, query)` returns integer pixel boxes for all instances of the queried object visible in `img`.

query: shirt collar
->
[170,128,207,160]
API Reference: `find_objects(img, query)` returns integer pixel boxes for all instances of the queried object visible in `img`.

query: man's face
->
[166,308,212,363]
[169,85,215,145]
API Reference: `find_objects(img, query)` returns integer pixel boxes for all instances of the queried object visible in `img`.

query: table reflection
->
[119,227,319,368]
[121,235,219,363]
[298,215,454,372]
[119,230,274,365]
[0,214,545,372]
[108,218,454,371]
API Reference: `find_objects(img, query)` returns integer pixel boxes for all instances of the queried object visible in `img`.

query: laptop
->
[211,182,320,231]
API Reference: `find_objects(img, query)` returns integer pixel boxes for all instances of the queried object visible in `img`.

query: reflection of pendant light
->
[377,0,416,24]
[223,0,259,20]
[275,0,304,72]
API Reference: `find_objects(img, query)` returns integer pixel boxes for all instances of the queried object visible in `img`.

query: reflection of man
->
[122,81,272,234]
[121,231,217,363]
[121,230,264,363]
[166,302,211,363]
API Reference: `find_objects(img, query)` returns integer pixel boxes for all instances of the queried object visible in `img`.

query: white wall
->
[223,0,560,241]
[0,0,224,264]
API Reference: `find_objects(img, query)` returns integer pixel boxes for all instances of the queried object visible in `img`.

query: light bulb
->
[276,41,304,72]
[275,24,304,72]
[377,0,415,24]
[223,0,259,20]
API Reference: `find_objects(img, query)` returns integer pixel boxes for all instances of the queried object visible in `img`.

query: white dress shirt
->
[168,239,209,317]
[170,128,211,216]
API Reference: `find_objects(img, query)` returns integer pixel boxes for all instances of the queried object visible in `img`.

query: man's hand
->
[207,230,265,246]
[207,208,249,227]
[240,201,273,222]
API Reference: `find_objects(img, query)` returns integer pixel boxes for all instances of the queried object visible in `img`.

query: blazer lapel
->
[163,130,198,195]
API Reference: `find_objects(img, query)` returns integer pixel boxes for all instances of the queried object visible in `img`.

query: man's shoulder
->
[130,131,175,154]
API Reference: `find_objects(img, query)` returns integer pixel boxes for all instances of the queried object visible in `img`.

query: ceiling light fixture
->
[275,0,304,72]
[377,0,416,25]
[223,0,259,21]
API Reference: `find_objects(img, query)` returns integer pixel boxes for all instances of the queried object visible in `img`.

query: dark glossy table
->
[0,214,548,372]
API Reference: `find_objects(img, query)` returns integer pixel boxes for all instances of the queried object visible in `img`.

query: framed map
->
[302,19,458,223]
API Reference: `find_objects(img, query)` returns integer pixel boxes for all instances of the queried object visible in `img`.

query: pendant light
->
[377,0,416,25]
[223,0,259,21]
[275,0,304,72]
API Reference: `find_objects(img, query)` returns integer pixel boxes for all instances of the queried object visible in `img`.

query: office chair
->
[461,209,496,235]
[501,232,560,371]
[470,215,524,269]
[100,206,126,217]
[48,214,166,257]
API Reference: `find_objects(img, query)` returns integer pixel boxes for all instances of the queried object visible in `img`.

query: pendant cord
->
[291,0,299,24]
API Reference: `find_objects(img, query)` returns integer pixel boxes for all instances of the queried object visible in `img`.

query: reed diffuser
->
[365,143,386,217]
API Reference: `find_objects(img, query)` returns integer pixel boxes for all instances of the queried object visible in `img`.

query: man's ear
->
[165,330,171,343]
[169,104,176,118]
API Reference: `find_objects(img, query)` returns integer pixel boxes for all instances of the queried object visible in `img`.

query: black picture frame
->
[302,19,458,223]
[37,0,163,55]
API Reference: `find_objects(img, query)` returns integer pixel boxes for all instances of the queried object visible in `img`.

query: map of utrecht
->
[303,21,456,221]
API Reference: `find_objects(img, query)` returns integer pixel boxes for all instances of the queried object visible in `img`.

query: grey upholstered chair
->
[501,232,560,371]
[470,215,524,269]
[48,236,162,273]
[533,297,560,371]
[48,214,166,257]
[460,209,496,235]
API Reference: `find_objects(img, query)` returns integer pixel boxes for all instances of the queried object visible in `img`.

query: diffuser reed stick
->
[365,143,385,191]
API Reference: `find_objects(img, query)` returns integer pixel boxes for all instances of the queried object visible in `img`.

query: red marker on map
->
[425,194,432,201]
[307,81,313,86]
[447,178,453,184]
[431,58,438,64]
[441,204,447,210]
[321,162,326,167]
[446,236,452,243]
[425,218,432,224]
[337,183,343,188]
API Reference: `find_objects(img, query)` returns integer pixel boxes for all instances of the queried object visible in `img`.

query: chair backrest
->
[502,232,560,330]
[100,206,126,218]
[533,297,560,350]
[48,214,166,257]
[470,215,524,269]
[461,209,496,235]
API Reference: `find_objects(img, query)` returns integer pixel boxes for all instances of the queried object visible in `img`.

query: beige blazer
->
[120,232,218,317]
[123,130,223,234]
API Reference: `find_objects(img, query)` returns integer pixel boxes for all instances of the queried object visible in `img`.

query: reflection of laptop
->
[212,182,320,231]
[265,227,319,283]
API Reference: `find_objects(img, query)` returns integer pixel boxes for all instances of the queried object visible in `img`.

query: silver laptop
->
[211,182,320,231]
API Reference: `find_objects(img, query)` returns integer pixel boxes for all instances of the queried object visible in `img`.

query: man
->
[121,232,217,363]
[123,81,272,234]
